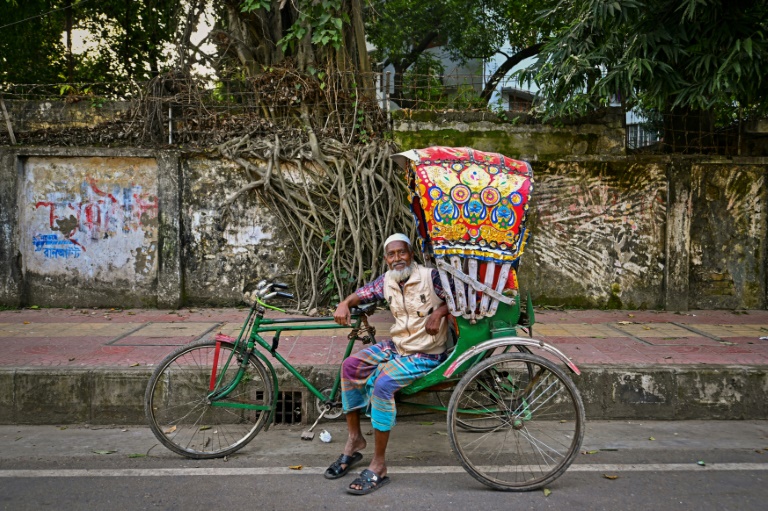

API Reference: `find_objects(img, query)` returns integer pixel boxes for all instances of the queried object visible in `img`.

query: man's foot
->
[324,435,366,479]
[347,469,390,495]
[343,435,367,459]
[324,451,363,479]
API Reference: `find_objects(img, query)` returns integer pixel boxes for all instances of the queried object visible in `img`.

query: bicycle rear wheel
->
[145,339,273,459]
[447,352,584,491]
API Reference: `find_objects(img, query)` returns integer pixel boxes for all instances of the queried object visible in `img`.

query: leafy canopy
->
[0,0,178,85]
[365,0,508,66]
[520,0,768,118]
[364,0,565,105]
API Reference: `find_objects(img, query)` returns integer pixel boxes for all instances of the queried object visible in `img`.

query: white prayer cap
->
[384,233,411,251]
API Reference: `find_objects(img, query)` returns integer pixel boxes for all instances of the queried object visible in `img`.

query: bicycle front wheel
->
[447,352,585,491]
[145,339,273,459]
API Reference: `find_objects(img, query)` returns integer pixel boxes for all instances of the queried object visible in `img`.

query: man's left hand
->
[425,303,449,334]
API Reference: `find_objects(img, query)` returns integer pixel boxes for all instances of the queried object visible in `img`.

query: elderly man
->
[324,233,451,495]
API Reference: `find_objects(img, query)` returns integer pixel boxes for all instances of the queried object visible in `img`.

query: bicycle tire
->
[145,339,273,459]
[437,345,533,432]
[447,352,585,491]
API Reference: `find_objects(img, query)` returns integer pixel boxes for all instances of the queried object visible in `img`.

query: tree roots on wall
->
[216,132,413,310]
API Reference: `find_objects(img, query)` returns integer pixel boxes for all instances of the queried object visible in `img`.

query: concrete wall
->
[0,147,293,308]
[0,147,177,308]
[688,163,767,308]
[1,99,130,134]
[393,109,626,161]
[522,159,668,309]
[1,147,766,310]
[518,158,766,309]
[181,157,294,305]
[19,156,159,307]
[1,364,765,424]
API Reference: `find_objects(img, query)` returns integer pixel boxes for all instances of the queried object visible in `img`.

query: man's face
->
[385,241,413,271]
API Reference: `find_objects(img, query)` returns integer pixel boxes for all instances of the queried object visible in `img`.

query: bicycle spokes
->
[448,353,585,491]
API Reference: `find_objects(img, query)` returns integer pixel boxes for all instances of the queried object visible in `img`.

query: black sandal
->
[347,469,391,495]
[324,451,363,479]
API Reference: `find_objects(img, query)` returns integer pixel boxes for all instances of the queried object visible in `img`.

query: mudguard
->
[443,336,581,377]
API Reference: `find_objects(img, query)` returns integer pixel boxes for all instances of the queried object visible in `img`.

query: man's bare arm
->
[425,301,450,335]
[334,292,362,326]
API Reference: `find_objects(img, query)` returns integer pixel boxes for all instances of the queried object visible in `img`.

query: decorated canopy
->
[392,146,533,265]
[391,147,534,321]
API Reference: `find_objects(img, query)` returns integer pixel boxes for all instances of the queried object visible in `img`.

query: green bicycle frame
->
[206,304,370,420]
[206,293,534,421]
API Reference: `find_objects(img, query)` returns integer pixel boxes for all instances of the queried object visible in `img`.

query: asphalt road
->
[0,420,766,511]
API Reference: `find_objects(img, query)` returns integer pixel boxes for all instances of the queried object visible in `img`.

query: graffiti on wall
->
[32,234,82,258]
[32,177,158,257]
[532,163,667,305]
[22,157,159,282]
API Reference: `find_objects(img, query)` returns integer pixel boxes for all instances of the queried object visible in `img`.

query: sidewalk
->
[1,307,767,424]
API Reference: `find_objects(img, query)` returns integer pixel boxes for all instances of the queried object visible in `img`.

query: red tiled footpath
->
[0,307,767,368]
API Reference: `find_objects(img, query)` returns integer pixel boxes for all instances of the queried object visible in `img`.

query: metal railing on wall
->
[0,74,761,156]
[626,123,660,151]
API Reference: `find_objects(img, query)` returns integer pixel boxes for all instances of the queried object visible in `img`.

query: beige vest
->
[383,264,448,356]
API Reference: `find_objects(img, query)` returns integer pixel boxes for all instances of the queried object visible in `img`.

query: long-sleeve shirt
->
[354,269,447,303]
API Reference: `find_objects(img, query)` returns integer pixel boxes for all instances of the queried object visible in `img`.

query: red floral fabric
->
[405,146,533,265]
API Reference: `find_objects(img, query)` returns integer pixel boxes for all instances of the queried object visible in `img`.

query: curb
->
[1,364,766,425]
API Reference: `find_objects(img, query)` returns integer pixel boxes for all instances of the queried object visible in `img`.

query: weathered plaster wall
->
[2,100,130,133]
[522,160,667,308]
[0,150,21,306]
[393,110,625,161]
[19,156,159,307]
[688,163,767,309]
[0,143,765,310]
[181,157,294,305]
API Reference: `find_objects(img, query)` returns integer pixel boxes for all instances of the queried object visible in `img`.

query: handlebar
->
[351,303,376,316]
[254,281,293,298]
[247,280,376,318]
[244,280,295,311]
[260,290,294,300]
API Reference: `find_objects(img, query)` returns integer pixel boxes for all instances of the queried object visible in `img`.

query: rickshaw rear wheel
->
[447,352,584,491]
[437,344,534,432]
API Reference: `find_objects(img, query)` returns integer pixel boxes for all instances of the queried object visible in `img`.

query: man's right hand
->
[334,301,351,326]
[334,292,361,326]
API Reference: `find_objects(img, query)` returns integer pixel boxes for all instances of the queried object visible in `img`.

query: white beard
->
[389,263,414,283]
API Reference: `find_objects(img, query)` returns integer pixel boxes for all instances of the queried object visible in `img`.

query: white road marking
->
[0,463,766,478]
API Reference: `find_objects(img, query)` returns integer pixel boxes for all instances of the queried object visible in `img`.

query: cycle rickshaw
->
[145,146,585,491]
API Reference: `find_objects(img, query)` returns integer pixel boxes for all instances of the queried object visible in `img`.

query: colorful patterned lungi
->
[341,340,446,432]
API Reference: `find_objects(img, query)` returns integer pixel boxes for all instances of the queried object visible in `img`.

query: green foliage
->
[366,0,509,66]
[240,0,271,11]
[490,95,510,121]
[401,55,488,110]
[452,85,486,110]
[0,0,67,83]
[0,0,178,85]
[402,53,445,104]
[519,0,768,119]
[78,0,178,82]
[240,0,349,53]
[365,0,564,106]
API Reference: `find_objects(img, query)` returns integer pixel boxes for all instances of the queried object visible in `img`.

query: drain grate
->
[264,390,303,424]
[254,390,304,424]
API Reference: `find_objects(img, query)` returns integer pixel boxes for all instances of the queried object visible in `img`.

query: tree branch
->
[480,42,545,104]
